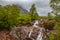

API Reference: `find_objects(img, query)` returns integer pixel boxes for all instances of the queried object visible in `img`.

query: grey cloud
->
[37,8,51,16]
[0,0,51,16]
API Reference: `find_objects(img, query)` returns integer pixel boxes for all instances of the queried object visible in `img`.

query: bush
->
[19,14,31,25]
[55,22,60,40]
[48,34,56,40]
[54,15,60,22]
[0,5,20,29]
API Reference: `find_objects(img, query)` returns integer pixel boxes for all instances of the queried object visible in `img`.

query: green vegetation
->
[55,22,60,40]
[48,34,55,40]
[0,5,20,29]
[0,1,60,40]
[29,4,39,20]
[48,12,53,20]
[19,14,31,25]
[47,0,60,40]
[18,4,39,25]
[50,0,60,14]
[0,4,39,29]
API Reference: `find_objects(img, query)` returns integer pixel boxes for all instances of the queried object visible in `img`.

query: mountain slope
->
[17,4,29,13]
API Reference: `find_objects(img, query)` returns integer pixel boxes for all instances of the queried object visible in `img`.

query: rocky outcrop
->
[0,30,13,40]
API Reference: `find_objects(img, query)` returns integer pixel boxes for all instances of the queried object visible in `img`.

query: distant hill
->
[0,4,29,14]
[17,4,29,13]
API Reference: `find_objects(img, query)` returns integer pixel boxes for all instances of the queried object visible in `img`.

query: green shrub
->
[19,14,31,25]
[55,22,60,40]
[48,34,56,40]
[0,5,20,29]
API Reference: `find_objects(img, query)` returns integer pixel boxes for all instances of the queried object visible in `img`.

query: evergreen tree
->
[29,4,39,21]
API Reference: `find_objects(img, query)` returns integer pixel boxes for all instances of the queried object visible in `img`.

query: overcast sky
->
[0,0,52,16]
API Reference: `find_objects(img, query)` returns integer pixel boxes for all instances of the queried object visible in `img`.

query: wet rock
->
[28,27,40,40]
[0,30,13,40]
[24,38,33,40]
[10,26,29,40]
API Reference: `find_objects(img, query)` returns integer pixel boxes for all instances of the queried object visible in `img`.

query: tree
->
[0,5,20,29]
[29,4,39,21]
[50,1,60,40]
[50,0,60,14]
[50,0,60,22]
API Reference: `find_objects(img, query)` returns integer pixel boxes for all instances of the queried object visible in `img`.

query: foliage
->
[55,22,60,40]
[50,0,60,14]
[29,4,39,20]
[50,1,60,39]
[0,4,39,29]
[54,14,60,22]
[50,0,60,22]
[48,12,53,20]
[18,14,31,25]
[18,4,39,25]
[48,33,56,40]
[39,16,48,19]
[0,5,20,29]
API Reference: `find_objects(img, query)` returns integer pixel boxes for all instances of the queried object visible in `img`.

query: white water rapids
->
[28,20,43,40]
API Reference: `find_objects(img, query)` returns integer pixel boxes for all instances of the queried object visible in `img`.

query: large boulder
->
[38,19,56,30]
[44,19,56,30]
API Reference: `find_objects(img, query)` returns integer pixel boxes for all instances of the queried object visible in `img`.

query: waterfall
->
[36,28,43,40]
[28,20,38,38]
[29,29,33,37]
[36,32,43,40]
[33,20,38,27]
[28,20,43,40]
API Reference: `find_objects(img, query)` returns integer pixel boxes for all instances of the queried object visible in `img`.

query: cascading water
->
[28,20,38,38]
[34,20,43,40]
[33,20,39,27]
[36,28,43,40]
[29,29,33,38]
[28,20,43,40]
